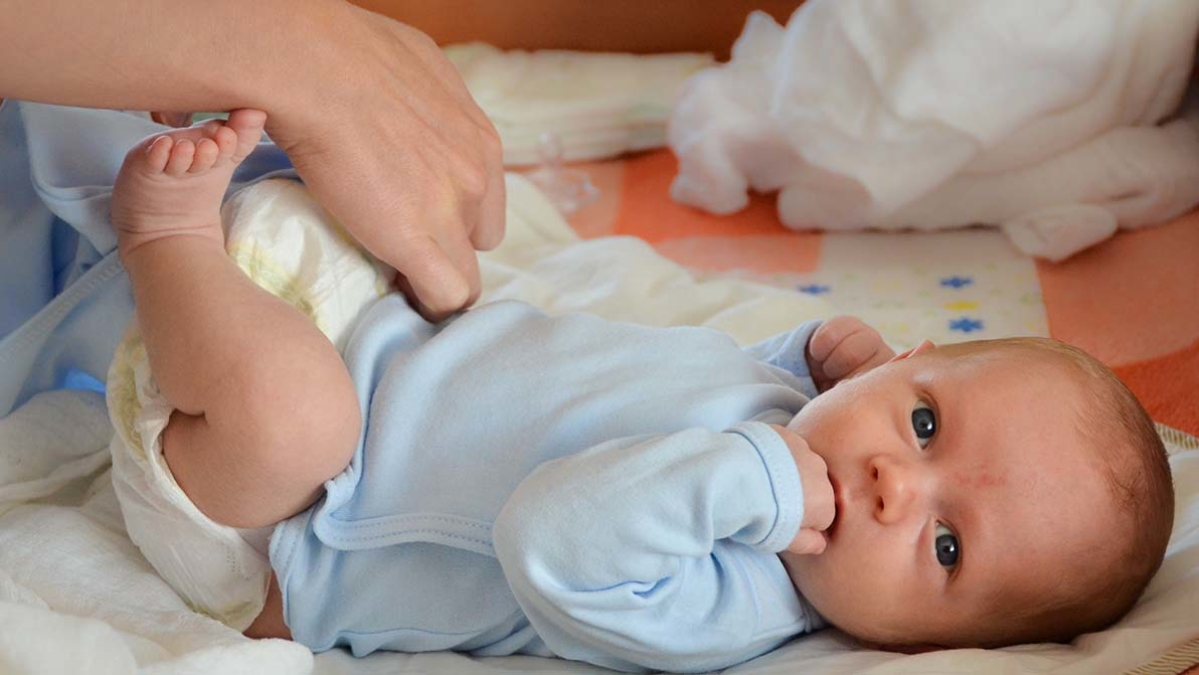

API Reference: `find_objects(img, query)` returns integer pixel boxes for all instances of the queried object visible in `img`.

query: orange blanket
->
[562,149,1199,437]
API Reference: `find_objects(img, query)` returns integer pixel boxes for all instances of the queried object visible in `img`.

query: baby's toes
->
[212,125,238,165]
[164,139,196,177]
[190,138,220,174]
[144,136,174,173]
[225,109,267,161]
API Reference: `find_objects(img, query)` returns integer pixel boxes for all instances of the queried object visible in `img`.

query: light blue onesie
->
[271,294,828,673]
[0,102,827,671]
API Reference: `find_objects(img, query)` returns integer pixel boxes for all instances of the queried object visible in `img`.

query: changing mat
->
[1,175,1197,675]
[561,148,1199,439]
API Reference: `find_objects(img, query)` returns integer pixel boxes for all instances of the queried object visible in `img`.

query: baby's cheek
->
[785,412,804,431]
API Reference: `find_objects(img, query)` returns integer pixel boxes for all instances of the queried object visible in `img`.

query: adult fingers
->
[409,21,506,252]
[459,87,506,251]
[440,114,505,254]
[436,217,483,309]
[268,9,502,317]
[390,235,473,321]
[470,128,507,251]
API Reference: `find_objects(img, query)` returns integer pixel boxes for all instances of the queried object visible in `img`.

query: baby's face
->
[781,346,1120,647]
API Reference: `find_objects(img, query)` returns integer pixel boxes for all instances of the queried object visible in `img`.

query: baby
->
[108,111,1174,672]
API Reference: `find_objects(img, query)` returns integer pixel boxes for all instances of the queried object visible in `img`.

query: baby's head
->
[782,337,1174,649]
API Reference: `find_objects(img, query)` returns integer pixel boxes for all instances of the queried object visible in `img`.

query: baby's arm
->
[492,423,830,673]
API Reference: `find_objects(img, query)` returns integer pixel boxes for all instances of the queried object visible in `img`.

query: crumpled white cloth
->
[0,390,311,675]
[445,43,713,166]
[668,0,1199,261]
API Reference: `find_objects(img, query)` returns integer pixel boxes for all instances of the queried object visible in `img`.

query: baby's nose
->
[868,455,925,524]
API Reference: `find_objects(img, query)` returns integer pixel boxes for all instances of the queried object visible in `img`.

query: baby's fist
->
[806,316,896,393]
[770,425,834,555]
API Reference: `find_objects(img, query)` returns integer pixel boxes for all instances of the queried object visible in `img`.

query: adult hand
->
[3,0,503,321]
[805,316,896,393]
[771,424,835,555]
[267,4,505,320]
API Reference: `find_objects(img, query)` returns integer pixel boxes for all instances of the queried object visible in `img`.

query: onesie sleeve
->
[492,421,817,673]
[742,320,821,399]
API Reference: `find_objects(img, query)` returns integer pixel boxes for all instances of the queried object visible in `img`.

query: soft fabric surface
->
[667,1,1199,261]
[0,175,1196,674]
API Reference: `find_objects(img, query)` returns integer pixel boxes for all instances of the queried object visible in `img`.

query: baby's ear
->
[888,339,935,363]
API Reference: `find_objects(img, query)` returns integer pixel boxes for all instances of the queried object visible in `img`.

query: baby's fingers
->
[809,315,876,363]
[822,323,893,382]
[787,529,828,556]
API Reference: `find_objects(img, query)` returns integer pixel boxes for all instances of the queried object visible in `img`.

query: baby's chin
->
[781,556,961,650]
[831,606,1014,652]
[854,639,944,655]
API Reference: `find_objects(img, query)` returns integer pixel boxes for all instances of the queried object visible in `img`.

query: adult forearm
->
[0,0,347,115]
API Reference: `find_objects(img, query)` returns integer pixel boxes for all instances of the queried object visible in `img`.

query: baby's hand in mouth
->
[771,425,836,555]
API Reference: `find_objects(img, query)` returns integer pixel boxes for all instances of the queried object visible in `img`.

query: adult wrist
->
[260,0,391,148]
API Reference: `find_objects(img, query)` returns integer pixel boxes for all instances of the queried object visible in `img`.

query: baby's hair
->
[934,337,1174,647]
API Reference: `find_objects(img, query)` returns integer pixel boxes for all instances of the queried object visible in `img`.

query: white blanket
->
[445,43,714,167]
[668,0,1199,261]
[1,176,1197,674]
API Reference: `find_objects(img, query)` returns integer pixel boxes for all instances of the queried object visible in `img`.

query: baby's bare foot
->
[112,110,266,260]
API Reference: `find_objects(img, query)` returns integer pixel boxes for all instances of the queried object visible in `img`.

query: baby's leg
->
[113,111,361,528]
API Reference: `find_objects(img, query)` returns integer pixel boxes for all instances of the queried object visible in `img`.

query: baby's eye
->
[911,402,936,447]
[934,522,960,570]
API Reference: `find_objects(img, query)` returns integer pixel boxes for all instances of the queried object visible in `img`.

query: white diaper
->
[107,332,274,629]
[106,178,393,630]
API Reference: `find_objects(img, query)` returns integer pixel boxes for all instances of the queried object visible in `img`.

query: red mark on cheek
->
[953,471,1005,489]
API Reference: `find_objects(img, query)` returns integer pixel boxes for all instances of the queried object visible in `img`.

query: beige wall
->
[352,1,804,60]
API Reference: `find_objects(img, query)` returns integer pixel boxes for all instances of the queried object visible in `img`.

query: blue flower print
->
[940,276,974,289]
[949,317,984,333]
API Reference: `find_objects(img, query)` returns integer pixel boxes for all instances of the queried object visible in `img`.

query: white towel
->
[669,0,1199,260]
[446,43,714,166]
[0,390,110,507]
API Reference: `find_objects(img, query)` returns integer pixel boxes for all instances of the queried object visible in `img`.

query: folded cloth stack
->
[668,0,1199,261]
[445,43,713,166]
